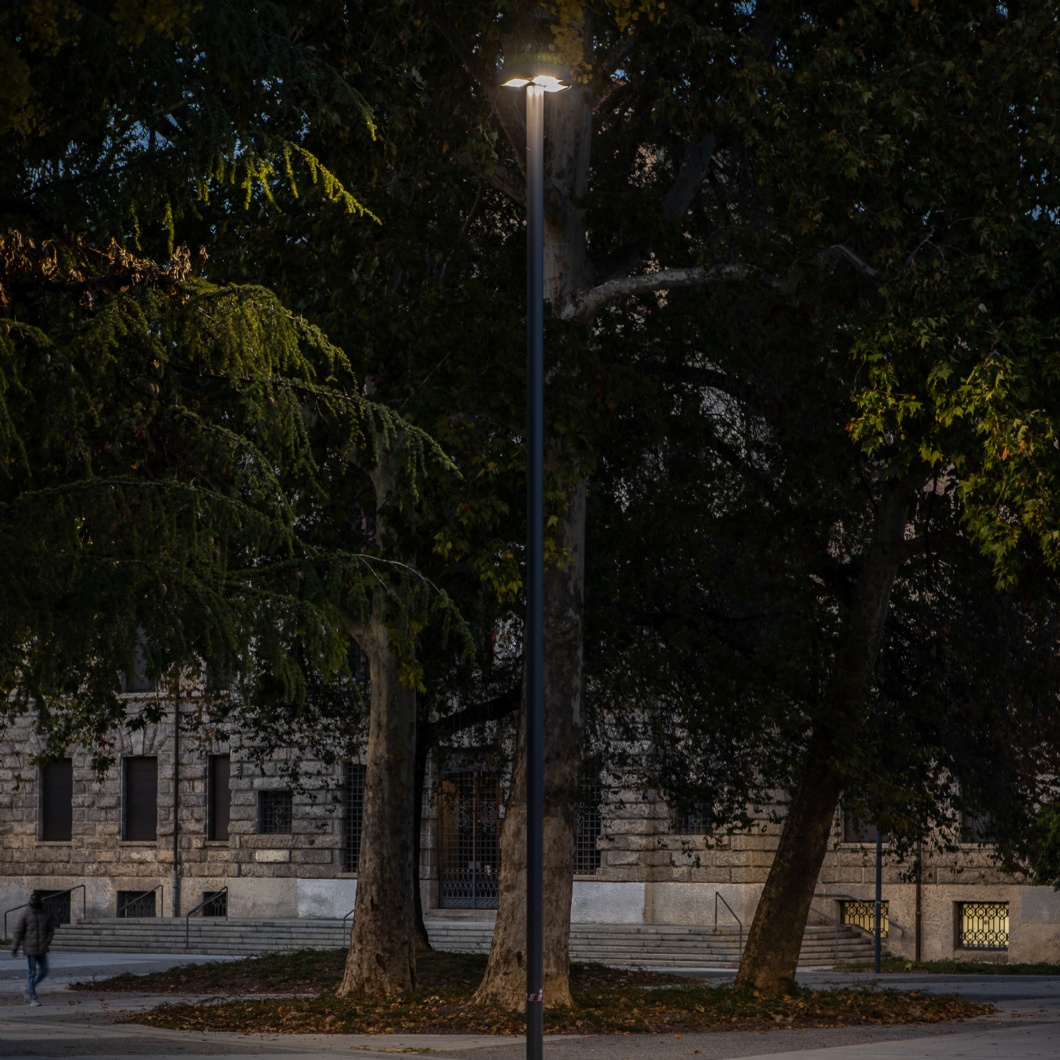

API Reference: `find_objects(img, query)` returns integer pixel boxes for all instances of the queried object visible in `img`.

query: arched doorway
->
[437,770,501,909]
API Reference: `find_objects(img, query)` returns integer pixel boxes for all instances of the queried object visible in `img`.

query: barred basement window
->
[201,890,227,917]
[258,790,293,834]
[40,758,73,841]
[117,889,157,918]
[958,901,1009,950]
[841,899,889,938]
[960,811,996,843]
[123,756,158,841]
[207,754,231,841]
[37,890,71,926]
[574,771,603,875]
[343,763,366,872]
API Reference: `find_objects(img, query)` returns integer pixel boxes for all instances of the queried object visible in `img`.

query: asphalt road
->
[2,952,1060,1060]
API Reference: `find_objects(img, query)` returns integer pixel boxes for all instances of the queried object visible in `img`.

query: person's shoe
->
[27,997,40,1006]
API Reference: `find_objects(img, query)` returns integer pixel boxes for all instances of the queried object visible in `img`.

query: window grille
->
[38,890,71,926]
[258,790,293,834]
[841,899,889,938]
[674,806,714,836]
[958,901,1009,950]
[207,754,231,841]
[117,890,157,918]
[437,771,500,909]
[201,890,228,917]
[40,758,73,841]
[123,756,158,841]
[575,773,603,875]
[342,763,366,872]
[842,811,885,844]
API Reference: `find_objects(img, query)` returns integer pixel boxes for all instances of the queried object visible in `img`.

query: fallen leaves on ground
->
[70,949,992,1036]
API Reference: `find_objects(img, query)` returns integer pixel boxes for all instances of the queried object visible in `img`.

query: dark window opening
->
[207,754,231,841]
[258,790,293,834]
[40,758,73,841]
[37,890,71,926]
[842,810,886,844]
[123,756,158,841]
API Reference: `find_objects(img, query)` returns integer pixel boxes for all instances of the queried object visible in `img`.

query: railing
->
[814,891,905,937]
[184,887,228,948]
[4,885,86,939]
[713,892,743,958]
[342,906,355,934]
[117,884,164,919]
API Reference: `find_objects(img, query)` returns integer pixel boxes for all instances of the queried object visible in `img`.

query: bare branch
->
[818,244,884,282]
[562,263,775,324]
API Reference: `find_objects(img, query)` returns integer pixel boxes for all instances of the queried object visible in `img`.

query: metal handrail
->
[4,884,85,939]
[814,891,906,937]
[116,884,164,919]
[713,892,744,958]
[342,906,355,932]
[184,887,228,947]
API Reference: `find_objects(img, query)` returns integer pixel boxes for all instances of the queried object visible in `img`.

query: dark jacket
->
[12,904,55,957]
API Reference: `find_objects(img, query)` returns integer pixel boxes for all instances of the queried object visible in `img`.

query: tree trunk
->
[473,479,587,1010]
[338,448,420,995]
[734,476,918,995]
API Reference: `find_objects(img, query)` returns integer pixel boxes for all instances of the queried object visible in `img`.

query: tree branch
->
[662,133,716,220]
[817,244,884,283]
[562,263,775,324]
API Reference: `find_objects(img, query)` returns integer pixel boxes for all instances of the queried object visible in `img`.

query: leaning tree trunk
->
[338,448,420,996]
[734,475,918,995]
[473,480,587,1010]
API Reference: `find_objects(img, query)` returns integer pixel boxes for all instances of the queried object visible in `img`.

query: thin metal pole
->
[874,828,883,974]
[525,81,545,1060]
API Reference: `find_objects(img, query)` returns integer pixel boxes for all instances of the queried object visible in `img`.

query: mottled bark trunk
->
[734,477,918,995]
[338,448,419,996]
[473,480,587,1010]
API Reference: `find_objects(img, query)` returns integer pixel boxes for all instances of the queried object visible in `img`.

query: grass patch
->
[71,949,993,1035]
[840,956,1060,976]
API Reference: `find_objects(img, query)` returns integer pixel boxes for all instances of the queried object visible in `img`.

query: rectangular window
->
[342,763,366,872]
[40,758,73,841]
[958,901,1009,950]
[960,811,995,843]
[842,810,886,844]
[258,790,293,834]
[117,889,157,918]
[673,805,714,836]
[123,756,158,841]
[207,754,231,841]
[120,635,158,693]
[841,899,889,938]
[575,770,603,875]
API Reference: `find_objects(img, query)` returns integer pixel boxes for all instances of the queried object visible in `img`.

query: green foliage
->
[0,230,457,763]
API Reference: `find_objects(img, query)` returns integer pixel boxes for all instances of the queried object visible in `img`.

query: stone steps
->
[50,917,881,968]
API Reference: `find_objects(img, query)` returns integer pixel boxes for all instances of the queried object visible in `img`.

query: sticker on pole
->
[527,990,543,1002]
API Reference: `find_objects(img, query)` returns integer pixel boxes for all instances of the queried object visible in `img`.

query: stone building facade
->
[2,702,1058,963]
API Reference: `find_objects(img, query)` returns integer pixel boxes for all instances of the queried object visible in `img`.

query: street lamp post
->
[500,59,568,1060]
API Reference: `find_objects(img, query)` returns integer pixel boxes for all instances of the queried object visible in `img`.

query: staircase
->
[51,915,880,968]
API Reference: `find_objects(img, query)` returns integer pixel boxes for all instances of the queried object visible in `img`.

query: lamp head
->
[500,56,570,92]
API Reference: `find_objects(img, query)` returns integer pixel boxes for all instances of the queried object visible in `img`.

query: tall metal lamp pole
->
[500,60,568,1060]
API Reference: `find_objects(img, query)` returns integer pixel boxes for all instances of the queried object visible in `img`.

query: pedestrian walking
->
[11,890,56,1005]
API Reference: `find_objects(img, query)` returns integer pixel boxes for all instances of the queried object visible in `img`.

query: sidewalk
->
[2,953,1059,1059]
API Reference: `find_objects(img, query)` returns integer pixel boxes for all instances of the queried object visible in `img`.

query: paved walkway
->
[2,953,1059,1059]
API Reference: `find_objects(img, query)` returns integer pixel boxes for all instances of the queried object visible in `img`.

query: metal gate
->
[438,770,501,909]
